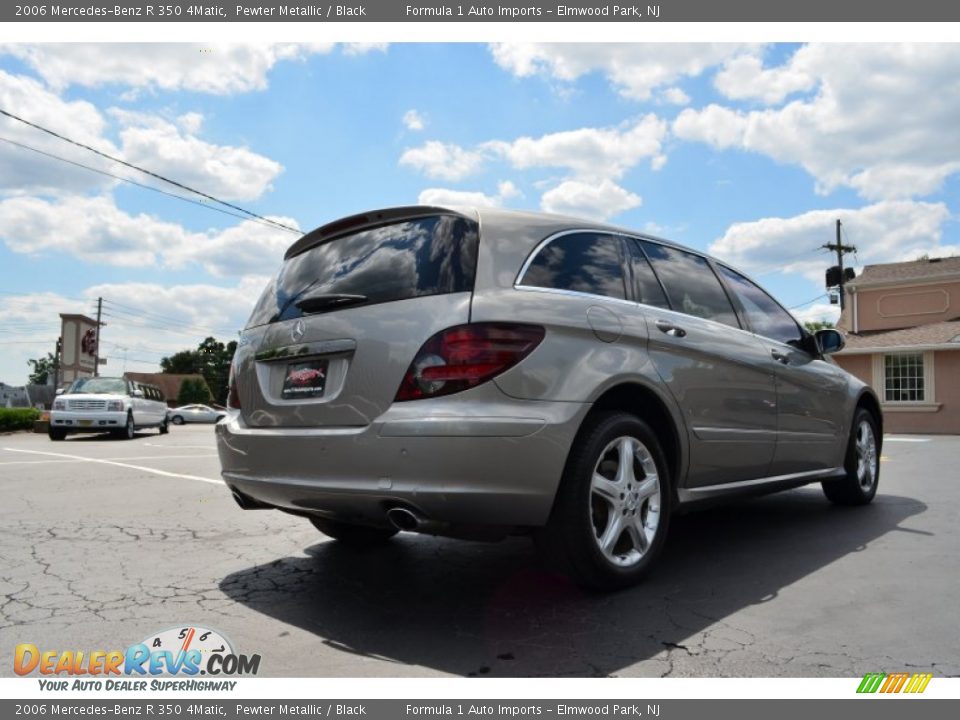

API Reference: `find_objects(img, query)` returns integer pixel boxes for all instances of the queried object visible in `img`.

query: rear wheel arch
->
[856,389,883,449]
[582,382,686,497]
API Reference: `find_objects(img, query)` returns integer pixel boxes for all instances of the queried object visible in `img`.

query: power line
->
[789,293,830,309]
[100,308,236,337]
[0,106,301,235]
[100,298,236,333]
[0,135,297,234]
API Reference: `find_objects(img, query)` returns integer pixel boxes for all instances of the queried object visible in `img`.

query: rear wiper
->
[294,292,368,314]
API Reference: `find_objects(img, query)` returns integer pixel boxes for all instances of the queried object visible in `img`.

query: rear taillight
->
[227,360,241,409]
[395,323,545,402]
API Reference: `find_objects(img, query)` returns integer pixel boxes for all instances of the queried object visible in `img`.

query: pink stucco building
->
[834,256,960,434]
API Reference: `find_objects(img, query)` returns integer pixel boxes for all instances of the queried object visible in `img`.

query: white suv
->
[49,376,169,441]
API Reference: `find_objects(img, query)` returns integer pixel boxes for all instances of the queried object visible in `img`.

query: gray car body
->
[217,205,881,532]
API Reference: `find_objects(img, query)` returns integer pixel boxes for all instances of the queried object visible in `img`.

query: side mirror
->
[815,328,845,355]
[55,387,65,395]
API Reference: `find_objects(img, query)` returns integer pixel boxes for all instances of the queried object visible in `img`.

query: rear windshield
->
[246,214,480,328]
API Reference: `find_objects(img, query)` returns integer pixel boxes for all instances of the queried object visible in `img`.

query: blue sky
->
[1,43,958,385]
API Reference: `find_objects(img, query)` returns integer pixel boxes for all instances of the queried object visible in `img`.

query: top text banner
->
[6,0,960,22]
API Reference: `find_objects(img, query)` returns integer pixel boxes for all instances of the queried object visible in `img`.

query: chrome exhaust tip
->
[386,507,421,531]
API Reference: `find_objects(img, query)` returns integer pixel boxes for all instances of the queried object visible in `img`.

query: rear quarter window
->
[519,232,626,300]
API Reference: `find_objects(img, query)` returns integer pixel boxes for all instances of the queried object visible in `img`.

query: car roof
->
[283,205,688,260]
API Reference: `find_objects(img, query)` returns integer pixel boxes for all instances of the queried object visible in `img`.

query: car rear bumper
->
[215,393,590,528]
[49,410,127,432]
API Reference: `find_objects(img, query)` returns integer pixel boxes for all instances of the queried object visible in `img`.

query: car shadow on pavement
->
[219,488,926,677]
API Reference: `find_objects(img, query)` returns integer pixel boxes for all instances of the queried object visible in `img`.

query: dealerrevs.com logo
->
[14,626,261,691]
[857,672,933,694]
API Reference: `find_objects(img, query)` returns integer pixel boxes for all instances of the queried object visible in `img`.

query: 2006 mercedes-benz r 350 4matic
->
[217,206,882,589]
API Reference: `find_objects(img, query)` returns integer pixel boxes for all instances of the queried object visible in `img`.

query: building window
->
[883,353,926,403]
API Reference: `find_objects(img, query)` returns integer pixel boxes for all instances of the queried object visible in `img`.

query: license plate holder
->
[281,359,328,400]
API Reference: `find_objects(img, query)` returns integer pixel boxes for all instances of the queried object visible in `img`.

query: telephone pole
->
[93,297,102,377]
[822,219,857,311]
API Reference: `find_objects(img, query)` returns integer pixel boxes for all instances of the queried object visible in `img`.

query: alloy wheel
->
[590,435,662,567]
[855,419,878,490]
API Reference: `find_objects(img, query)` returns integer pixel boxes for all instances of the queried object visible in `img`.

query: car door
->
[634,240,778,487]
[129,381,149,427]
[714,264,849,475]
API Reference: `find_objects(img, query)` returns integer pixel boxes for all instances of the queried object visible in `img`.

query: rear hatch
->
[237,209,479,428]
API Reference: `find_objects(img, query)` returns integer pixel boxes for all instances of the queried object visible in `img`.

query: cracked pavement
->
[1,426,958,677]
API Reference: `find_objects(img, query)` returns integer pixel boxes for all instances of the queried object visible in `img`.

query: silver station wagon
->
[217,206,882,589]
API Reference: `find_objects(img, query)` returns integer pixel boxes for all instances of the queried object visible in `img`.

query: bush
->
[0,408,41,432]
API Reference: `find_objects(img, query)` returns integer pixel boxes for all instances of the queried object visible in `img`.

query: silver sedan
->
[168,404,225,425]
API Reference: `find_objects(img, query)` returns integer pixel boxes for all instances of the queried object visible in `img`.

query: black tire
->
[158,417,169,435]
[117,413,135,440]
[822,407,880,506]
[48,428,67,441]
[536,411,673,591]
[171,415,185,425]
[309,516,398,546]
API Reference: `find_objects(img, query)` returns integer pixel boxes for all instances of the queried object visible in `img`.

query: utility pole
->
[93,297,102,377]
[52,337,62,389]
[822,219,857,311]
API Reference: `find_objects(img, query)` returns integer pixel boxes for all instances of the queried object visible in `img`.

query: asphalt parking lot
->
[1,425,958,678]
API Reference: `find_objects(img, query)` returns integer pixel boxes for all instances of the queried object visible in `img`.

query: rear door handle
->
[771,349,790,365]
[655,320,687,338]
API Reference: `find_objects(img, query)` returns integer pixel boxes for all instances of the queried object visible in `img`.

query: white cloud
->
[167,217,301,277]
[0,194,299,277]
[713,53,815,104]
[111,110,283,202]
[342,43,389,56]
[399,141,486,181]
[792,303,841,326]
[540,179,642,221]
[0,43,342,94]
[675,43,960,200]
[486,115,667,180]
[709,201,952,283]
[402,109,425,131]
[661,87,691,105]
[417,180,520,208]
[489,43,756,100]
[0,70,283,201]
[0,69,119,196]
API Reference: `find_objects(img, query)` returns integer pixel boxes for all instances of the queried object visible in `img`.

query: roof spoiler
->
[283,205,472,260]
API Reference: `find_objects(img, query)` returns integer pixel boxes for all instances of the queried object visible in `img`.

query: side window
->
[640,241,740,328]
[626,239,670,309]
[520,232,626,300]
[716,265,804,346]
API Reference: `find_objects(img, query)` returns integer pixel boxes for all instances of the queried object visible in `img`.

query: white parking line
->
[143,442,215,450]
[1,447,223,485]
[885,437,932,443]
[0,454,217,466]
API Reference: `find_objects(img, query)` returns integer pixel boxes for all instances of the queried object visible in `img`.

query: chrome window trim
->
[513,228,634,295]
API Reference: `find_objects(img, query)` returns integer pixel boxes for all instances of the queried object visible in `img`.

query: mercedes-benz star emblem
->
[291,319,305,342]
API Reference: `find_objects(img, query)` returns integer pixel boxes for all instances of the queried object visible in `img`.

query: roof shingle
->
[849,256,960,288]
[839,320,960,352]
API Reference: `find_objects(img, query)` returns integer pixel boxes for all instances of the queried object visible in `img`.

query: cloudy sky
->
[1,42,958,385]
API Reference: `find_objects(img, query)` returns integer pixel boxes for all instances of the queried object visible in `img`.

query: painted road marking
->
[885,437,932,443]
[2,447,223,485]
[0,454,217,466]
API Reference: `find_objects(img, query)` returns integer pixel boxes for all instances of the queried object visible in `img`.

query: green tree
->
[804,320,836,333]
[27,353,59,385]
[160,349,200,374]
[177,378,213,405]
[163,336,237,405]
